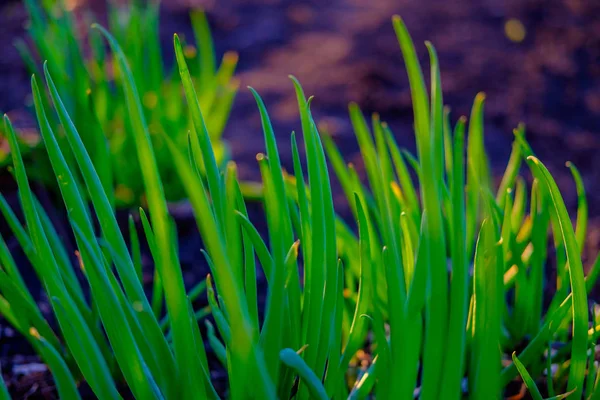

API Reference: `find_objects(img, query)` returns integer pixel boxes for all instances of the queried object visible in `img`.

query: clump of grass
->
[1,14,599,399]
[1,0,238,206]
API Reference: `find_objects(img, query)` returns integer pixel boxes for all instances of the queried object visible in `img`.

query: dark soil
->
[0,0,599,398]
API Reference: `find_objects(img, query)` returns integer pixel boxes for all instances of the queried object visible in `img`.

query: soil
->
[0,0,599,398]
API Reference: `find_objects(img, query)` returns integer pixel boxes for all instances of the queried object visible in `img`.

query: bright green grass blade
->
[392,16,429,147]
[339,194,372,373]
[466,92,491,190]
[470,217,503,399]
[138,208,164,318]
[174,33,224,227]
[566,162,587,255]
[511,177,527,234]
[34,200,91,327]
[384,126,420,219]
[511,352,544,400]
[528,182,550,335]
[0,229,29,295]
[279,349,329,400]
[394,18,448,398]
[526,156,588,399]
[440,116,468,400]
[309,114,339,382]
[497,125,524,206]
[94,25,205,398]
[224,163,243,288]
[235,211,274,281]
[5,114,119,399]
[443,107,453,181]
[129,215,142,283]
[249,87,301,353]
[71,223,162,399]
[163,133,275,397]
[290,77,327,391]
[256,153,286,384]
[206,320,227,368]
[426,41,444,189]
[231,179,259,334]
[190,11,216,89]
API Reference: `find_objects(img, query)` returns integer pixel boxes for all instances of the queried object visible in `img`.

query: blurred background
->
[1,0,599,228]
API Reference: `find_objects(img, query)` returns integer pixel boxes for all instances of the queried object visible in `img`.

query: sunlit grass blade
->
[93,24,205,398]
[566,162,587,255]
[526,156,588,399]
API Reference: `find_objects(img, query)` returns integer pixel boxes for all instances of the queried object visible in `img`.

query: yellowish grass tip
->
[29,327,40,339]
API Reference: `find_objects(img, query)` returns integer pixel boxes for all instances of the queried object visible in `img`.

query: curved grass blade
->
[511,352,543,400]
[279,348,328,400]
[566,162,587,255]
[526,156,588,399]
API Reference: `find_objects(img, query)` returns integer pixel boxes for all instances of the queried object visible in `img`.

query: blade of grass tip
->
[174,33,225,227]
[496,125,524,207]
[280,348,329,400]
[426,41,445,188]
[224,163,244,293]
[466,92,491,190]
[443,107,453,181]
[309,113,339,383]
[163,134,275,397]
[290,77,327,385]
[290,131,312,280]
[511,352,544,400]
[394,22,448,399]
[93,26,204,397]
[526,156,588,398]
[440,116,468,400]
[566,162,587,255]
[249,88,301,350]
[4,114,119,398]
[190,11,216,90]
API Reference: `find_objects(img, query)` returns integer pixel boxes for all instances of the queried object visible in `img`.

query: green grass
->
[1,0,237,207]
[0,12,599,400]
